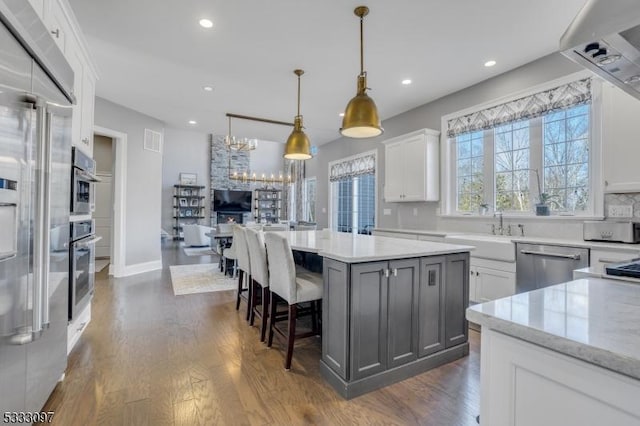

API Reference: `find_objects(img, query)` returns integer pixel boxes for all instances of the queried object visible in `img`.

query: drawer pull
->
[51,29,60,38]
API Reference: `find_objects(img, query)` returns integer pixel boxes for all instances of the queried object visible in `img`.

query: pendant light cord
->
[297,73,301,117]
[359,14,364,75]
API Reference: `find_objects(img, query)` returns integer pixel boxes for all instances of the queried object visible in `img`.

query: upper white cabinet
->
[383,128,440,202]
[601,83,640,193]
[30,0,98,156]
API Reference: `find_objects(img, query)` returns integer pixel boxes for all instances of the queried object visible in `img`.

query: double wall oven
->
[69,147,100,320]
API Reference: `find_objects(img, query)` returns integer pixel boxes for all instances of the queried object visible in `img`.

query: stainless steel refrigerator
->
[0,0,75,415]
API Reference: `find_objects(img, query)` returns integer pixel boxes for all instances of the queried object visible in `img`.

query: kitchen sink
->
[444,234,516,262]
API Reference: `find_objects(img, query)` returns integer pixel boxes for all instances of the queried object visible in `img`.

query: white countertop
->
[375,227,640,253]
[278,231,472,263]
[467,278,640,380]
[373,228,448,237]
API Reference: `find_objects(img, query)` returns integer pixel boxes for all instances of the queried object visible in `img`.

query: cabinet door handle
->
[392,268,398,277]
[428,269,437,286]
[383,269,390,278]
[51,29,60,38]
[476,271,479,276]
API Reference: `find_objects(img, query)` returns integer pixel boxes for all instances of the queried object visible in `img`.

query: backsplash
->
[604,193,640,219]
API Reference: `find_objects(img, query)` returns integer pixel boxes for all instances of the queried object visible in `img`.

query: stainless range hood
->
[560,0,640,100]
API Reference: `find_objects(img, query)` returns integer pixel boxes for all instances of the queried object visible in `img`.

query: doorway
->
[93,135,113,272]
[93,125,127,276]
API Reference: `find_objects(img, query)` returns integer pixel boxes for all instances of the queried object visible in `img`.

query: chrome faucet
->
[494,211,504,235]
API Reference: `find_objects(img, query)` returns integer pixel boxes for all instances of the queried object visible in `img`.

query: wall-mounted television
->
[213,189,252,212]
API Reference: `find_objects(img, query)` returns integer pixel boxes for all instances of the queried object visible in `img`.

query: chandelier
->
[224,112,297,184]
[225,115,258,151]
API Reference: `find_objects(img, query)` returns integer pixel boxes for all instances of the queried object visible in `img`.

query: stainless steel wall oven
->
[71,147,99,216]
[69,220,100,320]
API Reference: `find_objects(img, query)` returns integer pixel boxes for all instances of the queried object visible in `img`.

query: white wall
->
[162,127,210,233]
[94,97,164,267]
[307,52,589,240]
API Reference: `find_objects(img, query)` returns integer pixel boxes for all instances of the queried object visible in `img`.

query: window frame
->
[440,71,603,219]
[328,149,378,232]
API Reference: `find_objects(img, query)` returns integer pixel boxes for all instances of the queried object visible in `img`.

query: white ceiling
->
[68,0,587,145]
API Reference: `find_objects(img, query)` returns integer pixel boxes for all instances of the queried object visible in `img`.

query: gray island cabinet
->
[320,249,470,399]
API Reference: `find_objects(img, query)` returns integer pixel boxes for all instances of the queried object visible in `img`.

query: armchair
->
[182,224,214,247]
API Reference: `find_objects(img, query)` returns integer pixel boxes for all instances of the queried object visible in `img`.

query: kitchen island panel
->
[322,259,349,379]
[350,261,388,380]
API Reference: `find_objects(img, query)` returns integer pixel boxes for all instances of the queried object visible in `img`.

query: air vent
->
[144,129,163,153]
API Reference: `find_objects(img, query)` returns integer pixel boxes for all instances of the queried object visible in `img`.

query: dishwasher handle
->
[519,249,581,260]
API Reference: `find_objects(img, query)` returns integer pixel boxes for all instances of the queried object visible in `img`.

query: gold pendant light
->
[340,6,383,138]
[284,69,312,160]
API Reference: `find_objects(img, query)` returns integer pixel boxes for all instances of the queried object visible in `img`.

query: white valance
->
[447,78,592,138]
[329,153,375,182]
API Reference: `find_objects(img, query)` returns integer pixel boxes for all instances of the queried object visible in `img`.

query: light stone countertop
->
[277,230,472,263]
[373,228,448,237]
[375,227,640,253]
[467,278,640,380]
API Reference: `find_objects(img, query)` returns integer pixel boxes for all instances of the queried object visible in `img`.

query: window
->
[543,105,590,211]
[329,151,376,234]
[302,177,316,222]
[494,121,531,212]
[446,77,597,216]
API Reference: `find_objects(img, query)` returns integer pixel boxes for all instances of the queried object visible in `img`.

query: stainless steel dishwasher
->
[516,243,589,293]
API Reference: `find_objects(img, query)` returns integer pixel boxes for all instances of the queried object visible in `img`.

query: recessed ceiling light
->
[401,79,412,85]
[199,18,213,28]
[188,120,197,125]
[484,60,497,67]
[339,112,345,117]
[203,85,214,92]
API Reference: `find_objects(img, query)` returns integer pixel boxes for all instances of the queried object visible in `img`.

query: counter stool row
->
[227,225,323,370]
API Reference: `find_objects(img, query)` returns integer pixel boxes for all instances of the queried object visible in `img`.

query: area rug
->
[170,263,236,296]
[183,246,216,256]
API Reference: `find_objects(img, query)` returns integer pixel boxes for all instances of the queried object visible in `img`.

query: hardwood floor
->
[41,242,481,425]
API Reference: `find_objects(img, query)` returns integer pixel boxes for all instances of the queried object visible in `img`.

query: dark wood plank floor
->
[41,241,481,425]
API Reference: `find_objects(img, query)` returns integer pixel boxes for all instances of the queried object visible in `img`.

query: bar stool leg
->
[285,304,297,370]
[249,279,258,326]
[246,275,253,322]
[260,287,270,342]
[267,291,277,348]
[236,269,244,311]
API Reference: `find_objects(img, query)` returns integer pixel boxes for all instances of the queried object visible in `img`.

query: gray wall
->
[93,134,113,174]
[307,53,583,237]
[94,97,164,267]
[162,127,211,234]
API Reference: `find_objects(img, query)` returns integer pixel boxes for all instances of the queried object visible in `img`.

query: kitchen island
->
[467,278,640,425]
[278,231,473,399]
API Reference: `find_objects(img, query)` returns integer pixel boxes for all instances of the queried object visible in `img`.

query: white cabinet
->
[383,128,440,202]
[602,83,640,193]
[38,0,98,156]
[27,0,45,20]
[469,258,516,303]
[480,329,640,426]
[67,303,91,354]
[44,0,70,54]
[590,248,640,274]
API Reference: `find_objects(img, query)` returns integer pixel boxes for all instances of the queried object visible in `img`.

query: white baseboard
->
[111,260,162,277]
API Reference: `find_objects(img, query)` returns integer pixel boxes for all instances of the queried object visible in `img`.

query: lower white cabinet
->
[469,258,516,303]
[67,303,91,354]
[480,329,640,426]
[589,248,640,274]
